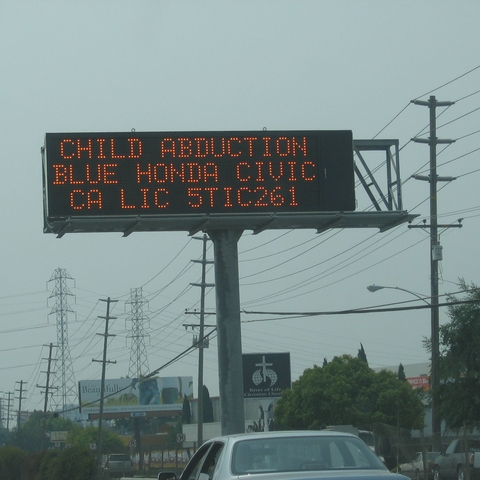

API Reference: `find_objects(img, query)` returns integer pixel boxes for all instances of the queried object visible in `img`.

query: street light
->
[367,284,431,304]
[367,283,439,449]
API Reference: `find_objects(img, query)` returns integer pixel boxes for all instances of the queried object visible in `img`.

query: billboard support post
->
[209,229,245,435]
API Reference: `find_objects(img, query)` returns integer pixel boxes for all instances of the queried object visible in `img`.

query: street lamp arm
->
[367,284,431,305]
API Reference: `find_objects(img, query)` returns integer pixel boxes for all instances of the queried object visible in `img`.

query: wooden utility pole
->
[93,297,117,460]
[38,343,55,451]
[411,95,458,451]
[190,234,214,446]
[15,380,26,431]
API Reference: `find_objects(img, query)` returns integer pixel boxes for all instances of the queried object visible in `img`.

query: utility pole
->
[93,297,117,461]
[38,343,55,451]
[411,95,458,451]
[15,380,26,431]
[186,234,214,446]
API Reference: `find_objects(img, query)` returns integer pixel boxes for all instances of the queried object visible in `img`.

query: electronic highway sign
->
[43,130,355,234]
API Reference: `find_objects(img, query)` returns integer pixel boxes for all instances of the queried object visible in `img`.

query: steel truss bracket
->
[353,139,402,212]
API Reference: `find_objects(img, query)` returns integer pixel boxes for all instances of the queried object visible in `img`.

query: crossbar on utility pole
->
[411,95,455,452]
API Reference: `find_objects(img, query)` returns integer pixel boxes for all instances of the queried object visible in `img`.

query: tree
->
[0,427,9,447]
[203,386,214,423]
[274,354,424,431]
[37,450,60,480]
[68,423,124,453]
[397,363,406,381]
[435,279,480,430]
[7,410,73,452]
[357,343,368,365]
[51,445,98,480]
[0,445,27,480]
[32,446,99,480]
[182,394,192,424]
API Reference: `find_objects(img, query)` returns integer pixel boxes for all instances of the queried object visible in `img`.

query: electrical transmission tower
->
[48,268,77,414]
[126,287,150,378]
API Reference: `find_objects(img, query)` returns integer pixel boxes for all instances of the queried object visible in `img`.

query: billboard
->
[407,376,430,390]
[43,130,355,233]
[78,376,193,414]
[242,353,291,398]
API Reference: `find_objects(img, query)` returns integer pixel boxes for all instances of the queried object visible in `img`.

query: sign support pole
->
[258,398,274,431]
[208,228,245,435]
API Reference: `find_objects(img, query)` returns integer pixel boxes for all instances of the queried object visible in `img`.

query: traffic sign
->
[43,130,355,234]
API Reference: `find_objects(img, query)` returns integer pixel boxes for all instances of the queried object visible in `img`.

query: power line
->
[141,237,194,288]
[414,63,480,100]
[242,297,479,318]
[371,63,480,140]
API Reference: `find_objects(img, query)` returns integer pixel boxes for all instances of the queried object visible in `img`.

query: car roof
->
[203,430,358,443]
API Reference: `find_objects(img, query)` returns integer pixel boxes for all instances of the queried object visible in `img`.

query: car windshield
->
[231,435,385,475]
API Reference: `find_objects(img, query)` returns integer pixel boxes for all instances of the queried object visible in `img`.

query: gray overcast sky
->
[1,1,479,413]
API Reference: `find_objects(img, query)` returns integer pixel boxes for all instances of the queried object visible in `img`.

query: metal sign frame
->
[42,132,415,237]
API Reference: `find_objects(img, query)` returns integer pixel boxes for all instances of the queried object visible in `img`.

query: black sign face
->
[43,131,355,221]
[242,353,291,398]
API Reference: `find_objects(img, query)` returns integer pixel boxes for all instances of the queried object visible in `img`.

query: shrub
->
[0,445,27,480]
[54,445,99,480]
[23,451,47,480]
[37,449,60,480]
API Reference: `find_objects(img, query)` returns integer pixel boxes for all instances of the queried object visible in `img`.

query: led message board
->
[43,130,355,233]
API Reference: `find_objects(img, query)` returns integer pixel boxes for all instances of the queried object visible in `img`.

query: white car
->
[157,430,408,480]
[399,452,439,480]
